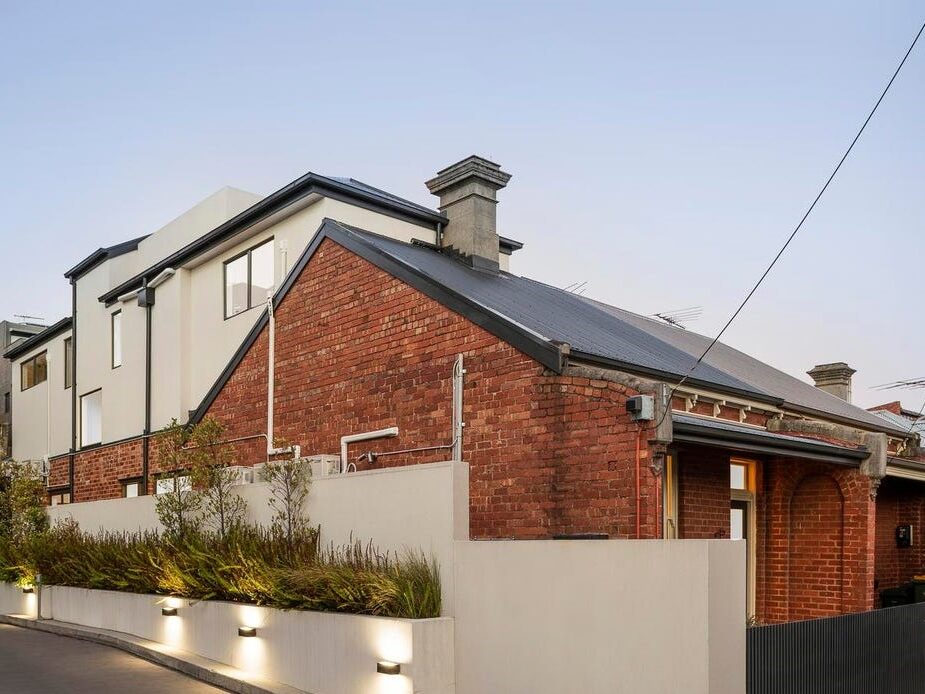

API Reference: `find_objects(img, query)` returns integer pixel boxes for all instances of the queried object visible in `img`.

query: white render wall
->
[11,330,73,462]
[48,461,468,615]
[43,461,745,694]
[8,583,454,694]
[15,188,439,463]
[454,539,746,694]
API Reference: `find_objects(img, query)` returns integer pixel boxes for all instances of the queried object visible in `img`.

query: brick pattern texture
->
[875,477,925,599]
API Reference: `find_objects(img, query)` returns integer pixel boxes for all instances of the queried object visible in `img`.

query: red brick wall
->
[788,474,845,620]
[761,460,874,623]
[195,238,661,539]
[678,447,730,539]
[875,477,925,596]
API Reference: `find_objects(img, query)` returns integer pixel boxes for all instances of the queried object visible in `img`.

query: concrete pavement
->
[0,623,224,693]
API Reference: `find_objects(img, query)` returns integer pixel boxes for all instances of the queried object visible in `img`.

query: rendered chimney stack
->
[426,155,512,271]
[807,362,856,402]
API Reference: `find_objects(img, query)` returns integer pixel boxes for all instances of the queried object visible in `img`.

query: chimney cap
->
[425,155,511,196]
[807,362,857,381]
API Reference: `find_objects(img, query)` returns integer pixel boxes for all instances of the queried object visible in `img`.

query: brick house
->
[5,156,922,623]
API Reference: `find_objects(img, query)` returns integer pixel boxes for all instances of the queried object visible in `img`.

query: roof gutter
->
[3,318,72,360]
[673,417,869,466]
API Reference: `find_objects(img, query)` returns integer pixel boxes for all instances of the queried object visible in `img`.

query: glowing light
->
[377,661,401,675]
[375,623,412,665]
[234,628,265,673]
[238,605,265,629]
[237,626,257,637]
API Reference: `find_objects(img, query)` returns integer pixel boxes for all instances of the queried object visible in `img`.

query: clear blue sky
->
[1,1,922,411]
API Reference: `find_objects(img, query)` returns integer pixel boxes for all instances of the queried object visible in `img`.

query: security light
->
[238,626,257,638]
[161,607,178,617]
[21,586,33,594]
[377,661,401,676]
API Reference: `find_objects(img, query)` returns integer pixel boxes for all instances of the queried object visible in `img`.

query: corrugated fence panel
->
[748,604,925,694]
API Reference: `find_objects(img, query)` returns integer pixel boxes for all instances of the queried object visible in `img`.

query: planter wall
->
[26,584,454,694]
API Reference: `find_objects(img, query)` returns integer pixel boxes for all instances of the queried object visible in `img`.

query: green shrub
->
[0,523,441,619]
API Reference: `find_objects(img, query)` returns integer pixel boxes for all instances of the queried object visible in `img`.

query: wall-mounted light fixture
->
[161,607,178,617]
[21,586,34,594]
[377,661,401,676]
[238,626,257,638]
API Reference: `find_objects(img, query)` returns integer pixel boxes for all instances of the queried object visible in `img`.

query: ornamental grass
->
[0,522,441,619]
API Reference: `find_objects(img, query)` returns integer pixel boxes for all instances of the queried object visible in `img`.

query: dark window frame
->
[64,337,73,389]
[223,237,274,320]
[111,310,122,369]
[20,351,48,391]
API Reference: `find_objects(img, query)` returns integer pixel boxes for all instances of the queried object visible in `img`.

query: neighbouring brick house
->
[5,155,923,623]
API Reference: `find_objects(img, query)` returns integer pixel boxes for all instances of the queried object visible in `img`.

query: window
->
[3,392,9,415]
[64,337,73,389]
[122,479,142,498]
[49,491,71,506]
[662,453,679,539]
[156,474,191,495]
[80,389,102,447]
[111,311,122,368]
[20,351,48,390]
[224,238,274,318]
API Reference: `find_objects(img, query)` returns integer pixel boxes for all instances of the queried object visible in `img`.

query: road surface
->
[0,623,223,693]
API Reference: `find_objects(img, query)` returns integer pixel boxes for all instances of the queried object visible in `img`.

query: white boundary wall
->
[454,539,745,694]
[47,461,469,615]
[0,583,453,694]
[41,461,747,694]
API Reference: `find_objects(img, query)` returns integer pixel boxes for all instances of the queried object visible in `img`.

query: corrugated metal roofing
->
[335,222,907,436]
[871,409,925,437]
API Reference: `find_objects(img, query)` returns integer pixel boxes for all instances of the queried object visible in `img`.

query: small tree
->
[189,417,247,540]
[263,442,311,557]
[154,420,201,541]
[0,460,48,543]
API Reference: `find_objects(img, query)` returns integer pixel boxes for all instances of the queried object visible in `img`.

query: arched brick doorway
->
[788,474,845,620]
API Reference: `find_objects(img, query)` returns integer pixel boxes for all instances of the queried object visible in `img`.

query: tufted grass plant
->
[0,522,440,619]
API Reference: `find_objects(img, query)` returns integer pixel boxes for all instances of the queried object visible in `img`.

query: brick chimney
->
[426,155,511,272]
[807,362,856,402]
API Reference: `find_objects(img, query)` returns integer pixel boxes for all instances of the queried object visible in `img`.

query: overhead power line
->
[655,18,925,430]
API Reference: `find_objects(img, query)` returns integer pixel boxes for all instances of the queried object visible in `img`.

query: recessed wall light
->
[377,661,401,676]
[21,586,33,594]
[161,607,178,616]
[238,626,257,638]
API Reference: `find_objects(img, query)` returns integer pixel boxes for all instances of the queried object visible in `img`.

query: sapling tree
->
[263,440,311,558]
[0,460,48,543]
[190,417,248,540]
[154,419,201,541]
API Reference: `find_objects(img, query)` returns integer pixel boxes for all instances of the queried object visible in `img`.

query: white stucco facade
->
[11,181,440,463]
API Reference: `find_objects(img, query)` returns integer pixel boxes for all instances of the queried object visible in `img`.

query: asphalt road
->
[0,624,223,693]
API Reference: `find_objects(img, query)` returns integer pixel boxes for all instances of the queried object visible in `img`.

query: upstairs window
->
[64,337,73,389]
[111,311,122,368]
[224,238,274,318]
[20,351,47,391]
[80,389,102,447]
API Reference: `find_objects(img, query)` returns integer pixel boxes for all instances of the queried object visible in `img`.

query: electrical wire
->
[654,18,925,431]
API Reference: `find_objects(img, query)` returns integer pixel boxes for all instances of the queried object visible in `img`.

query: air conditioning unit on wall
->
[224,466,255,486]
[307,455,341,477]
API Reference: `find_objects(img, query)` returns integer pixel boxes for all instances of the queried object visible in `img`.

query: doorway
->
[730,458,757,619]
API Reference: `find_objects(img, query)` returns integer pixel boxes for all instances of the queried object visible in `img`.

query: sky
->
[1,1,922,412]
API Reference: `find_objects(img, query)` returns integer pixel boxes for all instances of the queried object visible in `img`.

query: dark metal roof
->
[64,235,150,280]
[672,413,869,464]
[190,218,909,438]
[97,173,446,305]
[3,317,72,360]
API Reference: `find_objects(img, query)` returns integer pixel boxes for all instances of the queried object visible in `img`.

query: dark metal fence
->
[747,604,925,694]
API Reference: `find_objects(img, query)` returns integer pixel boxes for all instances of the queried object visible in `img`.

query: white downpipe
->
[266,295,276,455]
[265,294,300,462]
[340,427,399,473]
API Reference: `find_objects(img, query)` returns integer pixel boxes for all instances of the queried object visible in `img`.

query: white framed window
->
[111,311,122,368]
[224,238,274,318]
[156,475,191,495]
[122,479,141,498]
[49,491,71,506]
[80,389,102,447]
[64,337,73,388]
